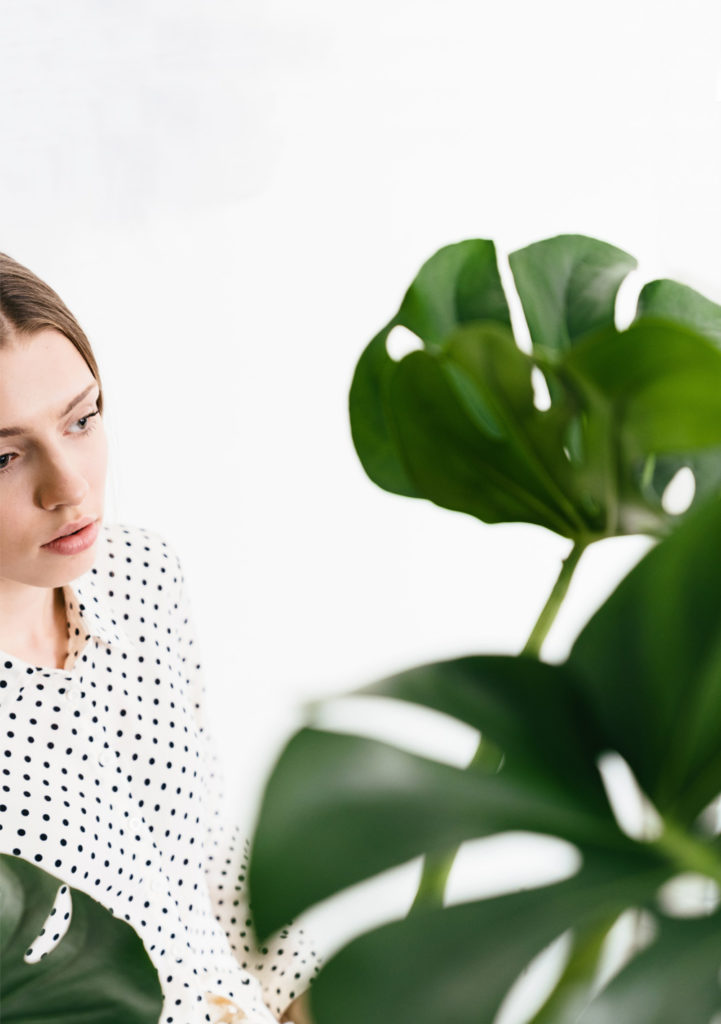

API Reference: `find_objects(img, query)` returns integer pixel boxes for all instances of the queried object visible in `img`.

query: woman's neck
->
[0,585,69,670]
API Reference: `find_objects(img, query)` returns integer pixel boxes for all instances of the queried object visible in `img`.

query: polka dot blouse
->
[0,522,321,1023]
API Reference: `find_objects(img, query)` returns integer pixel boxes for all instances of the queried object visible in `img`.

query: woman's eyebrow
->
[0,382,99,438]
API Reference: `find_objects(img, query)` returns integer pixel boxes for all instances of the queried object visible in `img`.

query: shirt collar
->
[62,570,135,654]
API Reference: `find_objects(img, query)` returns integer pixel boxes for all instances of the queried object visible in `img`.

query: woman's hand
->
[203,992,247,1021]
[279,991,315,1024]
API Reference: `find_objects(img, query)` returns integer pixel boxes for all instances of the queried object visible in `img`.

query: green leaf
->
[630,280,721,520]
[441,324,590,527]
[248,727,624,940]
[396,238,512,348]
[354,655,606,807]
[642,448,721,520]
[348,328,422,497]
[0,854,162,1023]
[305,855,670,1024]
[350,235,721,542]
[508,234,637,361]
[564,318,721,455]
[635,277,721,348]
[568,490,721,822]
[386,342,583,536]
[349,239,510,498]
[579,909,721,1024]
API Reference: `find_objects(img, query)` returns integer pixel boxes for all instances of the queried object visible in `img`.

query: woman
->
[0,254,317,1024]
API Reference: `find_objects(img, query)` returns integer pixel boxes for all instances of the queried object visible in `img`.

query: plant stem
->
[408,849,459,914]
[523,916,617,1024]
[655,819,721,887]
[408,539,588,913]
[521,540,588,659]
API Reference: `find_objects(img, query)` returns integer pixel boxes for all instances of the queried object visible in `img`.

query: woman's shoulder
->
[98,520,180,556]
[92,520,186,597]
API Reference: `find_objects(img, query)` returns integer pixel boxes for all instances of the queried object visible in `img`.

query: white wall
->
[2,0,720,1012]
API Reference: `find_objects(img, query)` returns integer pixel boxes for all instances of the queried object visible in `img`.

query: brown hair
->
[0,252,104,414]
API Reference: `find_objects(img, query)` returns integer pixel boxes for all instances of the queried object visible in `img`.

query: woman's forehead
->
[0,330,97,430]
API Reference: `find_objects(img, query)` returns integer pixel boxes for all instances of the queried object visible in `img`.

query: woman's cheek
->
[88,422,109,485]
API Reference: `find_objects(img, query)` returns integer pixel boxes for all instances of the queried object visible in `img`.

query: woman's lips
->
[41,519,99,555]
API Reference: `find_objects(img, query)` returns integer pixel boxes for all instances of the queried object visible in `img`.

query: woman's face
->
[0,328,108,591]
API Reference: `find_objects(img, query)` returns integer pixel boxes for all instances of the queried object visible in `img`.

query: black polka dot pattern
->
[0,523,321,1023]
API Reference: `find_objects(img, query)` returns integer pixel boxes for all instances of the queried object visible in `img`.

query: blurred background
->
[2,0,720,1010]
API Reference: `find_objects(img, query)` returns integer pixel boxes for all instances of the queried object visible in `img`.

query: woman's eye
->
[0,410,100,476]
[70,409,100,433]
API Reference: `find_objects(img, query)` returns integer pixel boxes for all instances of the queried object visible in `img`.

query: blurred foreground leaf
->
[0,855,162,1023]
[249,491,721,1024]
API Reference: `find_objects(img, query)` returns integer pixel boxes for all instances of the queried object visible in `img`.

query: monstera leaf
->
[349,234,721,541]
[248,491,721,1024]
[0,855,162,1023]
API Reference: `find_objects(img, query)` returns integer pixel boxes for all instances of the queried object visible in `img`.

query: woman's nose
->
[37,449,89,509]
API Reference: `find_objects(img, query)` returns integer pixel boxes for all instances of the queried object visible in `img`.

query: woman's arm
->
[169,543,321,1019]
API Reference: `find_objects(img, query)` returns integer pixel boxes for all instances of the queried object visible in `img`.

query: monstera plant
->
[0,854,162,1022]
[247,235,721,1023]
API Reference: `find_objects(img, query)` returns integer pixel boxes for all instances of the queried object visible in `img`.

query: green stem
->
[408,849,459,914]
[408,539,588,913]
[524,916,618,1024]
[525,815,721,1021]
[521,540,588,659]
[654,820,721,887]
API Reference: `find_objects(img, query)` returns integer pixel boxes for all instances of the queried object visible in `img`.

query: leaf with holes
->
[248,491,721,1024]
[629,277,721,516]
[0,854,163,1023]
[350,234,721,541]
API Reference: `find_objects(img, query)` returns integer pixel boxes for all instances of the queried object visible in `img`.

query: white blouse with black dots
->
[0,522,321,1023]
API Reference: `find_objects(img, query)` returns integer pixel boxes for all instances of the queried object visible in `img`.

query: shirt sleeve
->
[170,544,323,1021]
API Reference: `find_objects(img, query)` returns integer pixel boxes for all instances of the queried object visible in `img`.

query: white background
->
[2,1,720,1016]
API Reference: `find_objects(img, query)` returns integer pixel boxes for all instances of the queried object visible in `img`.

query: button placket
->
[77,725,105,768]
[64,684,82,704]
[147,875,166,896]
